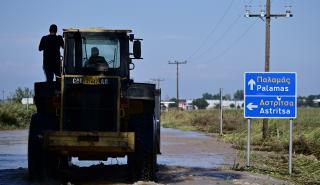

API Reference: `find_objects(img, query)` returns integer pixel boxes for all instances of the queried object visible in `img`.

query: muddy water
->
[0,130,28,170]
[0,128,290,185]
[0,128,235,170]
[158,128,235,168]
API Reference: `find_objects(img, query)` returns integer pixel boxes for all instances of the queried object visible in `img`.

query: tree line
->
[298,95,320,107]
[1,87,34,103]
[192,90,244,109]
[167,90,320,109]
[3,87,320,108]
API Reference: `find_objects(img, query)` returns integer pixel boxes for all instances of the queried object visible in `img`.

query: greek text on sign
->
[244,72,297,119]
[245,73,295,96]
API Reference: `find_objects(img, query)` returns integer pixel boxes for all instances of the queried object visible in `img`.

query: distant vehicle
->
[28,28,161,181]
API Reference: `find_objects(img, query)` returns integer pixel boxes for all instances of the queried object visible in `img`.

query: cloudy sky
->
[0,0,319,99]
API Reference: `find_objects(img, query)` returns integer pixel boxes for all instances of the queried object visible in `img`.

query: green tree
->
[306,95,316,107]
[11,87,33,103]
[202,92,220,100]
[192,98,209,109]
[168,97,177,108]
[223,94,231,100]
[297,96,307,107]
[202,92,214,99]
[212,93,220,100]
[234,90,244,100]
[230,103,235,108]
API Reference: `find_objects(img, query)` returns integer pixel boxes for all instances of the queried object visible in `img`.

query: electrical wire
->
[186,0,235,61]
[187,0,255,61]
[191,13,242,60]
[200,0,288,63]
[202,18,259,63]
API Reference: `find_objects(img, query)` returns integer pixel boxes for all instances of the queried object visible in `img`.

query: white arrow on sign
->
[247,103,258,111]
[248,79,256,90]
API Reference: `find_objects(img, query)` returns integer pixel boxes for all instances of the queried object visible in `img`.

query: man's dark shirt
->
[39,34,64,69]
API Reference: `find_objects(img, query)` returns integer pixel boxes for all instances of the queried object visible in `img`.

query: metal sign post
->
[289,119,293,175]
[246,118,251,167]
[26,98,29,110]
[244,72,297,174]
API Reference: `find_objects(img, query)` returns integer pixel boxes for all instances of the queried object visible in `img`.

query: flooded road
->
[0,130,28,170]
[0,128,290,185]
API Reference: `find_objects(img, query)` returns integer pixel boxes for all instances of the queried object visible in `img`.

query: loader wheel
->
[28,114,68,181]
[128,114,157,181]
[28,114,46,180]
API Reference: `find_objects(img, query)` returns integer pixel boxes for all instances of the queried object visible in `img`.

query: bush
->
[192,98,209,109]
[0,102,36,129]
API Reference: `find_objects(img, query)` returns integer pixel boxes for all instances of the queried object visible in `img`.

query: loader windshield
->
[82,36,120,68]
[64,33,121,74]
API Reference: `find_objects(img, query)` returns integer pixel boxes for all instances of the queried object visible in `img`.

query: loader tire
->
[28,114,45,180]
[128,114,157,182]
[28,113,68,181]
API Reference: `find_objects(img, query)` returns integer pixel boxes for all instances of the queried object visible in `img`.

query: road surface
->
[0,128,290,185]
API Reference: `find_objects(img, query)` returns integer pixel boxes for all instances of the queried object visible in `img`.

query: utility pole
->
[245,0,292,139]
[168,60,187,108]
[219,88,223,135]
[2,90,4,102]
[150,78,165,89]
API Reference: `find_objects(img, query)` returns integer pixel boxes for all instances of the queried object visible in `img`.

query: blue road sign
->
[244,72,297,119]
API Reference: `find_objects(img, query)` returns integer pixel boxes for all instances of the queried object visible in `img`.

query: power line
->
[202,18,259,63]
[200,1,291,63]
[192,13,243,60]
[246,0,292,72]
[150,78,165,89]
[187,0,256,62]
[195,1,254,60]
[168,60,187,108]
[186,0,235,61]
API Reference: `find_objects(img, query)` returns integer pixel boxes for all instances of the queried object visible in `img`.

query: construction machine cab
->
[63,28,140,76]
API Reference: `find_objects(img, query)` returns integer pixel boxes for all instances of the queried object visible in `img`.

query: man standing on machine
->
[39,24,64,82]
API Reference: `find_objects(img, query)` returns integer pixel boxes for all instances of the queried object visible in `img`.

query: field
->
[0,102,35,129]
[161,108,320,185]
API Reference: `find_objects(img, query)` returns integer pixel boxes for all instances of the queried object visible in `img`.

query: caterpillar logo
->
[72,77,109,85]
